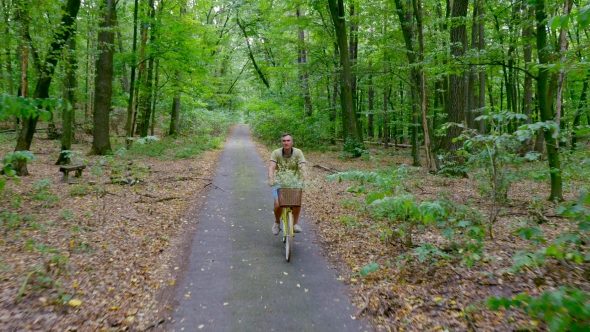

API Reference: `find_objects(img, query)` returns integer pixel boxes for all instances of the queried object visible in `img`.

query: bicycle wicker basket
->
[277,188,302,207]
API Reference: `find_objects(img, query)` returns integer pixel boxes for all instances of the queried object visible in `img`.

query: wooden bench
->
[59,164,86,182]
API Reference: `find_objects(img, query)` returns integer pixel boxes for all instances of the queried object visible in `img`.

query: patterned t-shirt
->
[270,148,306,186]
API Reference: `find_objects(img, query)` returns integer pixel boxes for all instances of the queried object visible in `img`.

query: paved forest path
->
[167,125,366,331]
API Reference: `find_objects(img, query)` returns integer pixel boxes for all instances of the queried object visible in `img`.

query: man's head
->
[281,133,294,150]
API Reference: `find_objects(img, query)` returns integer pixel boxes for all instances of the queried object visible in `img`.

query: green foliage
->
[0,94,67,121]
[488,192,590,331]
[32,179,59,207]
[412,243,452,263]
[0,211,22,229]
[126,134,222,160]
[134,136,160,145]
[438,204,486,267]
[60,209,75,221]
[487,287,590,332]
[329,167,486,266]
[455,112,532,204]
[368,194,449,248]
[328,165,413,198]
[510,192,590,273]
[338,215,361,228]
[181,108,238,137]
[248,103,334,149]
[342,137,367,158]
[2,151,37,184]
[360,262,379,277]
[561,149,590,193]
[69,183,92,196]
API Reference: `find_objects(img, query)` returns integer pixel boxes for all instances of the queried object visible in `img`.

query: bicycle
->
[277,188,302,262]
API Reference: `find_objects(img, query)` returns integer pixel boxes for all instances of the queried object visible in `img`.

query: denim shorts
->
[273,184,302,199]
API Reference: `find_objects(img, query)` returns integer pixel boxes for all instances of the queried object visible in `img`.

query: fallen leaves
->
[0,137,222,331]
[68,299,82,307]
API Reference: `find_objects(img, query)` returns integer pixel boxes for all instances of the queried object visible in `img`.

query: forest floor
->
[0,128,589,331]
[254,141,590,332]
[0,131,222,331]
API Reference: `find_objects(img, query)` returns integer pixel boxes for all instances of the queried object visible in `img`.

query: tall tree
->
[413,0,436,172]
[328,0,364,156]
[535,0,563,201]
[90,0,115,155]
[125,0,139,137]
[13,0,81,175]
[297,8,312,116]
[139,0,156,138]
[56,37,77,165]
[440,0,469,171]
[393,0,420,167]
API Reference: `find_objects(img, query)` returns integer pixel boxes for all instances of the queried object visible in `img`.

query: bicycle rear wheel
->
[285,211,293,261]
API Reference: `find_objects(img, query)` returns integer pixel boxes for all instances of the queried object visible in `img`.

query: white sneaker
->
[272,223,280,235]
[294,224,302,233]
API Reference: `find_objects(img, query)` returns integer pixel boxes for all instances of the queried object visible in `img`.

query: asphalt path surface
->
[167,125,367,332]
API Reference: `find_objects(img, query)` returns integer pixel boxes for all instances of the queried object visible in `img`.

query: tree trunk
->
[571,74,588,149]
[90,0,115,155]
[297,8,312,116]
[440,0,468,173]
[169,93,180,136]
[13,0,81,175]
[139,0,156,138]
[328,0,364,155]
[536,0,563,201]
[56,37,77,165]
[467,2,478,129]
[125,0,139,137]
[393,0,420,166]
[368,60,374,139]
[349,2,361,138]
[114,8,129,94]
[555,0,571,134]
[477,0,485,134]
[413,0,436,172]
[151,58,159,136]
[383,86,389,148]
[2,0,13,97]
[169,4,185,137]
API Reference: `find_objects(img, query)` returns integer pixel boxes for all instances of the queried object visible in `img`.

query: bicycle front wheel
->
[281,214,286,243]
[285,211,293,262]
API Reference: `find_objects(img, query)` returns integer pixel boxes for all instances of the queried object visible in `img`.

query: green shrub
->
[487,192,590,331]
[487,287,590,332]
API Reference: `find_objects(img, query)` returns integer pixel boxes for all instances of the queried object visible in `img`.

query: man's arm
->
[268,161,277,186]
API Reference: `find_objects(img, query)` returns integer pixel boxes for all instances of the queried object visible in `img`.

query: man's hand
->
[268,179,274,187]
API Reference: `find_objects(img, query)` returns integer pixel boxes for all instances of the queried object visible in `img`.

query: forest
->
[1,0,589,330]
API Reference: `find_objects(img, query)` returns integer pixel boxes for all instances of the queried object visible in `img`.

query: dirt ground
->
[1,128,589,331]
[0,131,222,331]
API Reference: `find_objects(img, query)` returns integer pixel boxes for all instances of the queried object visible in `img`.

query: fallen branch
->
[503,211,566,219]
[137,192,158,198]
[354,289,376,318]
[155,196,180,202]
[204,182,225,192]
[144,318,165,331]
[313,164,340,174]
[164,176,212,182]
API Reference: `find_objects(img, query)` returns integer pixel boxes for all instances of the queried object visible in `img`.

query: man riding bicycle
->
[268,133,306,235]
